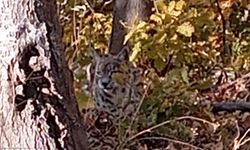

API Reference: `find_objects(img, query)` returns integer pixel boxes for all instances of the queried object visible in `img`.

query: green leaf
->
[154,57,166,71]
[181,68,189,83]
[195,80,213,90]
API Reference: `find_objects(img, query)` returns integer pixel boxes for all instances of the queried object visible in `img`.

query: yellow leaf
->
[170,34,178,40]
[169,10,182,17]
[129,43,141,62]
[168,1,176,12]
[135,21,147,30]
[150,14,163,24]
[124,21,146,44]
[187,8,198,18]
[124,29,136,44]
[158,33,167,44]
[155,0,168,13]
[94,42,106,50]
[93,13,105,18]
[176,22,195,37]
[175,0,186,11]
[168,1,182,17]
[153,30,166,43]
[141,32,149,39]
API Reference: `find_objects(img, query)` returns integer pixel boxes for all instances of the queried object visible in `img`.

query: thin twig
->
[130,81,151,129]
[232,120,240,148]
[119,81,152,148]
[127,116,219,142]
[84,0,95,13]
[137,136,205,150]
[101,0,112,10]
[153,54,173,77]
[233,120,250,150]
[239,129,250,146]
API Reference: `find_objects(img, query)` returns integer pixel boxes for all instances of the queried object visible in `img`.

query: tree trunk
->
[0,0,87,149]
[109,0,153,55]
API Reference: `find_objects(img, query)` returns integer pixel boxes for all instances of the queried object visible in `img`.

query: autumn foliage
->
[58,0,250,149]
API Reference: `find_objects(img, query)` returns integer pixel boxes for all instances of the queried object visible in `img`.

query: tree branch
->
[214,0,228,55]
[213,102,250,113]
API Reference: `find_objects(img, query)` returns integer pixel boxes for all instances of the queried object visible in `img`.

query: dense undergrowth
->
[57,0,250,149]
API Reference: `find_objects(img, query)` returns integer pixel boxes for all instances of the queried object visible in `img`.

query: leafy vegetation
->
[57,0,250,149]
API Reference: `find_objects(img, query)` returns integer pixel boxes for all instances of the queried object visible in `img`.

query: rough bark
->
[109,0,153,55]
[0,0,87,149]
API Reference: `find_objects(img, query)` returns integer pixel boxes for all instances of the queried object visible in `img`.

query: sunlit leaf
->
[176,22,195,37]
[175,0,186,11]
[153,30,166,42]
[232,41,241,55]
[124,30,135,45]
[157,33,167,44]
[140,32,149,40]
[155,0,168,13]
[130,42,141,62]
[150,14,163,24]
[168,1,176,12]
[170,34,178,40]
[124,21,147,44]
[93,12,105,18]
[94,42,106,50]
[170,10,182,16]
[187,8,198,18]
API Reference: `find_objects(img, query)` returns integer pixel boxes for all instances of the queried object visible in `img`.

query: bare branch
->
[213,102,250,113]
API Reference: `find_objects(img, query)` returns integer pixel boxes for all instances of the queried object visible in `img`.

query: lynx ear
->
[116,46,130,61]
[91,49,101,62]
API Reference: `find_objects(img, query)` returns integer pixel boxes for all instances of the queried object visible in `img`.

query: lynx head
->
[85,46,142,118]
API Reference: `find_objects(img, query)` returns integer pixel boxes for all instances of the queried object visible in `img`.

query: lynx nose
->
[99,77,111,89]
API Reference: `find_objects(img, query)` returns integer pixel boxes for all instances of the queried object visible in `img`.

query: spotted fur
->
[82,108,117,149]
[85,46,143,121]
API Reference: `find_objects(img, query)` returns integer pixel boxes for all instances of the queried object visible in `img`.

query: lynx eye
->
[96,71,102,75]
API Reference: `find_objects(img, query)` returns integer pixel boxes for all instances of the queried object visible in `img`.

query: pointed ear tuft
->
[116,46,130,61]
